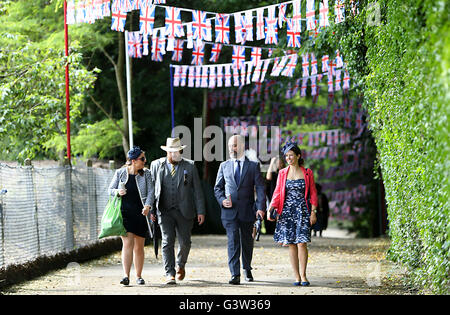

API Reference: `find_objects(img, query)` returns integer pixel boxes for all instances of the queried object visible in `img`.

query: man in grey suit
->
[149,137,206,284]
[214,135,266,284]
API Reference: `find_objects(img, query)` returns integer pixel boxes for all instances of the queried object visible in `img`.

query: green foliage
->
[338,0,449,294]
[0,0,98,162]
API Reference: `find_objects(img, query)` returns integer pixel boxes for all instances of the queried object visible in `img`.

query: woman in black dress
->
[109,146,152,286]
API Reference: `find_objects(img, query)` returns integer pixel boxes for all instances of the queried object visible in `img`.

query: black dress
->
[121,174,148,238]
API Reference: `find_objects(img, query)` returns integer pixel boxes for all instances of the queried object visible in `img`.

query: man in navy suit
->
[214,135,266,284]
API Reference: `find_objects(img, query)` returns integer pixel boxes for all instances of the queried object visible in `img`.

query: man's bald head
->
[228,135,245,159]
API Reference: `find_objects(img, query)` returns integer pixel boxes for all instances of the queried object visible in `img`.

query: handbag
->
[269,208,279,220]
[98,195,127,239]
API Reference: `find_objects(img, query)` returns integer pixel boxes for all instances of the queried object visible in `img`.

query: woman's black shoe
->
[120,277,130,286]
[136,277,145,285]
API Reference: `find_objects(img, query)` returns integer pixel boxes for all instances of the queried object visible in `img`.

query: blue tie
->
[234,160,241,186]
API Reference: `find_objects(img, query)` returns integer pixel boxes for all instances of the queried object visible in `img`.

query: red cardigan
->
[269,166,318,215]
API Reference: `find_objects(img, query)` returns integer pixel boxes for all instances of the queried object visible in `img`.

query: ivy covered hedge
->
[333,0,449,293]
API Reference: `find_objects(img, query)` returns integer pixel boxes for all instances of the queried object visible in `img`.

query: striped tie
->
[171,166,176,177]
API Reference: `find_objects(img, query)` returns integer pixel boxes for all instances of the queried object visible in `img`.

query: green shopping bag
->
[98,195,127,239]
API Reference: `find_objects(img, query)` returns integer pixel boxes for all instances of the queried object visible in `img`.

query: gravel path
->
[3,229,411,295]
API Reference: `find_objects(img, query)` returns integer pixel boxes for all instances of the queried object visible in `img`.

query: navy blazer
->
[214,157,266,222]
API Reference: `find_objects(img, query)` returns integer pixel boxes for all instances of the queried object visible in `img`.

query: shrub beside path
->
[4,228,413,295]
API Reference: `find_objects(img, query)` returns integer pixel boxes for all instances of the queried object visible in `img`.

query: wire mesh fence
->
[0,162,115,269]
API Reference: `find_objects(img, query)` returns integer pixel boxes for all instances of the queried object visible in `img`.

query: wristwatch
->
[313,209,318,214]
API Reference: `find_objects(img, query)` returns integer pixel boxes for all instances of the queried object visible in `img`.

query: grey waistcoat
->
[160,163,180,211]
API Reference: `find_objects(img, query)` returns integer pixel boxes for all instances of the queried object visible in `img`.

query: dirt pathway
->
[3,229,411,295]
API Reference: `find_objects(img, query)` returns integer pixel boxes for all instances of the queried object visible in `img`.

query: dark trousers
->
[221,219,254,277]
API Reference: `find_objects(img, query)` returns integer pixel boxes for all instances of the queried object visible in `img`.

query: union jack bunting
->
[188,66,195,87]
[192,10,208,42]
[216,65,224,88]
[306,0,316,31]
[151,37,164,62]
[260,59,271,82]
[142,34,149,55]
[246,62,253,84]
[172,39,184,62]
[205,19,212,41]
[265,6,278,45]
[335,0,345,24]
[310,53,318,75]
[311,75,318,95]
[244,10,254,41]
[292,0,302,33]
[335,50,344,68]
[278,3,288,28]
[122,0,133,12]
[250,47,262,66]
[201,66,208,88]
[209,44,223,63]
[322,55,329,73]
[232,46,246,70]
[281,54,298,77]
[301,77,308,97]
[139,3,155,36]
[335,69,342,91]
[215,14,230,44]
[319,0,330,27]
[271,56,288,77]
[208,66,216,89]
[195,66,202,87]
[102,0,111,18]
[255,8,265,40]
[111,2,127,32]
[191,41,205,65]
[234,12,245,44]
[224,64,232,87]
[186,23,194,49]
[75,0,85,24]
[66,0,76,24]
[180,66,188,87]
[252,60,262,82]
[240,63,246,86]
[343,69,350,90]
[286,18,301,48]
[165,7,184,39]
[302,54,310,77]
[173,65,181,87]
[127,31,142,58]
[327,70,334,92]
[93,0,104,20]
[232,66,240,87]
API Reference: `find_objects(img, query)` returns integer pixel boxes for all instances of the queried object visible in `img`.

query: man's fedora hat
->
[160,137,187,152]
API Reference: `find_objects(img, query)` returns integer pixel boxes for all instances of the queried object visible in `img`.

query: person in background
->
[265,156,286,234]
[267,141,318,286]
[312,184,330,237]
[108,146,152,286]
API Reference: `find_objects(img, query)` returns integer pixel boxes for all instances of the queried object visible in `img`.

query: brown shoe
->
[176,267,185,281]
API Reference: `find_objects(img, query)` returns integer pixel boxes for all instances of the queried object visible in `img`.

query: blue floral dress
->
[273,179,311,245]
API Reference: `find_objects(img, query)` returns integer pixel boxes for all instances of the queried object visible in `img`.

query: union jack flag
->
[215,14,230,44]
[278,3,288,28]
[335,69,342,91]
[209,44,223,63]
[271,56,287,77]
[139,3,155,36]
[281,54,298,77]
[335,50,344,68]
[250,47,262,66]
[151,36,164,62]
[173,65,181,87]
[171,39,184,62]
[306,0,316,31]
[259,59,271,82]
[232,46,246,70]
[244,10,254,41]
[201,66,209,88]
[195,66,202,87]
[310,53,318,75]
[102,0,111,18]
[234,12,246,44]
[292,0,302,33]
[224,64,232,87]
[165,7,184,39]
[216,65,223,88]
[286,18,301,48]
[191,41,205,65]
[301,77,308,97]
[192,10,208,42]
[343,69,350,90]
[127,32,142,58]
[256,9,265,40]
[319,0,330,27]
[111,2,127,32]
[265,6,278,45]
[180,66,188,87]
[188,66,195,87]
[322,55,329,73]
[76,0,86,24]
[209,66,216,89]
[335,0,345,24]
[311,75,317,95]
[252,60,262,82]
[302,54,309,77]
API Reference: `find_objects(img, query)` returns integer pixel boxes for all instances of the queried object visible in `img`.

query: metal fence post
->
[0,165,5,268]
[64,159,74,251]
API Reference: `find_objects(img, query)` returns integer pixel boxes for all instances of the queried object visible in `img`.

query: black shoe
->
[229,275,240,285]
[136,277,145,285]
[120,277,130,286]
[244,270,254,282]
